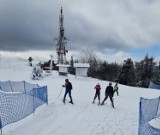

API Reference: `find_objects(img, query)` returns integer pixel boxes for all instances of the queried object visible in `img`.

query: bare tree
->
[78,48,98,63]
[78,48,99,77]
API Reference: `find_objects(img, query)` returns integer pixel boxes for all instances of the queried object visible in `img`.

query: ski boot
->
[69,100,73,104]
[63,99,65,104]
[111,102,115,108]
[98,101,100,105]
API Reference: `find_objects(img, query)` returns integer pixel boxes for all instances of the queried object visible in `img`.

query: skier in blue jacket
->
[62,79,73,104]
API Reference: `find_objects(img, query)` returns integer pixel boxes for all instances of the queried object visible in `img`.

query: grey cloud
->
[0,0,160,52]
[0,0,59,51]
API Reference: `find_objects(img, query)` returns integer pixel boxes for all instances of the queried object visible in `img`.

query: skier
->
[28,56,33,62]
[28,56,33,66]
[101,82,115,108]
[62,79,73,104]
[32,66,42,79]
[114,83,119,96]
[36,66,43,77]
[32,67,37,79]
[92,83,101,105]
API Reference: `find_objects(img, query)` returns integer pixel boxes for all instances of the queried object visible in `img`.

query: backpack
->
[68,82,72,90]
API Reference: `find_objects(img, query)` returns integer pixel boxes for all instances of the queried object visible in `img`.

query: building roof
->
[56,64,70,67]
[74,63,90,68]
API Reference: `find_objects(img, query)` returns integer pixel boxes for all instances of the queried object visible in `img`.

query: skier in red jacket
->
[92,83,101,105]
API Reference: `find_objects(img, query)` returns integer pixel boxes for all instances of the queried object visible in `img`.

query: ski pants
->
[101,94,113,104]
[114,90,119,96]
[63,89,73,102]
[93,90,100,101]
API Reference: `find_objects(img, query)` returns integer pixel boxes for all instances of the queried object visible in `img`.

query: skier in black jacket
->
[62,79,73,104]
[101,82,115,108]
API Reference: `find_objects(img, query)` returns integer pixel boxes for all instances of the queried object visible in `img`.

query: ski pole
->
[58,87,63,99]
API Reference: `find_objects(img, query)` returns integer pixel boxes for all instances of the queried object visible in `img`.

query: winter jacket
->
[105,86,114,96]
[64,82,72,91]
[114,85,118,91]
[94,85,101,90]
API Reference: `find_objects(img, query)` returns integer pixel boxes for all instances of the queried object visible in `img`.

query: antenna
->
[55,7,68,64]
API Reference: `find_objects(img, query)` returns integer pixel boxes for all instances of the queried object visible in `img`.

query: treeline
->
[77,49,160,88]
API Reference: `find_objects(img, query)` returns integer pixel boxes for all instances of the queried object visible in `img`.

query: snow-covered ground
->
[0,57,160,135]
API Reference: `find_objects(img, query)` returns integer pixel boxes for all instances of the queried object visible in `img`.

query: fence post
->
[33,88,35,115]
[23,81,26,94]
[0,117,2,134]
[138,97,142,135]
[155,97,160,118]
[45,86,48,105]
[9,81,13,92]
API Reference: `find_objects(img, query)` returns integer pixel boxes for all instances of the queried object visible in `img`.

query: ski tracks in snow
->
[48,100,138,135]
[5,99,138,135]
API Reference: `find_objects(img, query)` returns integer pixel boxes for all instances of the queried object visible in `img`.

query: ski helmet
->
[65,79,69,82]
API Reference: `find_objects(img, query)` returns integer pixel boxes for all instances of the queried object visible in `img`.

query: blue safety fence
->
[0,81,39,92]
[138,97,160,135]
[149,81,160,90]
[0,81,48,131]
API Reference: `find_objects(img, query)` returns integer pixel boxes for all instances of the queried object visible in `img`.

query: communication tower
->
[54,7,68,64]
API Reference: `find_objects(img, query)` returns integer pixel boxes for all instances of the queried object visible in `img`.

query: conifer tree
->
[118,58,136,86]
[153,61,160,84]
[135,55,155,87]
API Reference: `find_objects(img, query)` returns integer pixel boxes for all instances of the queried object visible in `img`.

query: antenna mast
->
[55,7,68,64]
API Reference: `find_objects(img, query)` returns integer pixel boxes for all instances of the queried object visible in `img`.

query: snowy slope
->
[0,57,160,135]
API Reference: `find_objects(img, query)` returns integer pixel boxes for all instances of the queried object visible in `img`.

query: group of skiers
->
[62,79,119,108]
[92,82,119,108]
[32,66,43,79]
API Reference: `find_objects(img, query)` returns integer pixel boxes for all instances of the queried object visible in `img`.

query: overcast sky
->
[0,0,160,63]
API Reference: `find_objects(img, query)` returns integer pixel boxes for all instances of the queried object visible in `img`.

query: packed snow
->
[0,57,160,135]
